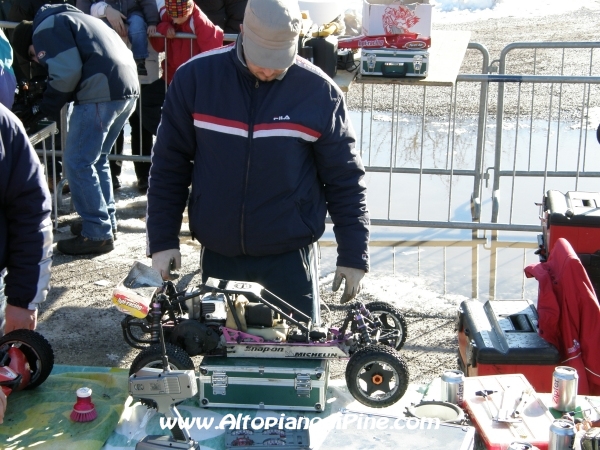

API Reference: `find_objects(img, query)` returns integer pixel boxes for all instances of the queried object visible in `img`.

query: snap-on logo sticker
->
[37,51,46,59]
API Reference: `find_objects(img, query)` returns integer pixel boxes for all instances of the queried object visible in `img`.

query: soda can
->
[549,419,575,450]
[508,442,534,450]
[440,369,464,405]
[551,366,578,412]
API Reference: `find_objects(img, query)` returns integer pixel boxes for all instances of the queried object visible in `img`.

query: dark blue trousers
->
[199,245,319,321]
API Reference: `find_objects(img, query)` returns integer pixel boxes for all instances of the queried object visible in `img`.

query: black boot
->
[135,59,147,76]
[57,235,114,255]
[70,221,117,241]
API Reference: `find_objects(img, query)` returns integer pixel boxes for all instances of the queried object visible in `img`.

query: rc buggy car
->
[114,262,409,407]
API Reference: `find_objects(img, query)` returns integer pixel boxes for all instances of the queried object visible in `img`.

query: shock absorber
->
[359,303,382,328]
[354,307,373,345]
[360,304,381,343]
[149,294,166,344]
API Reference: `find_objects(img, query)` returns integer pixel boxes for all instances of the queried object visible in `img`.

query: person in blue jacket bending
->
[147,0,370,319]
[12,4,139,255]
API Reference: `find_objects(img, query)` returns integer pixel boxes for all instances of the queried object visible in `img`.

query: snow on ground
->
[346,0,600,24]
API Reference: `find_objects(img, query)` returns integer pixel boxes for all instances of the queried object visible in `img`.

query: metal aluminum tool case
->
[198,357,328,411]
[360,48,429,77]
[457,299,560,393]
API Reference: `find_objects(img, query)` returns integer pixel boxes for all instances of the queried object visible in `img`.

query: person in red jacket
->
[151,0,223,85]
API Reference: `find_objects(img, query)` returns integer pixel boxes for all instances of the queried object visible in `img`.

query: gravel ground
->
[35,5,598,388]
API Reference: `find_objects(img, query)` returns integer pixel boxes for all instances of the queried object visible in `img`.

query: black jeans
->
[199,245,318,321]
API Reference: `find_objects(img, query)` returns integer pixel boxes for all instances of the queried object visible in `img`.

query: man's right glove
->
[151,248,181,280]
[332,266,365,304]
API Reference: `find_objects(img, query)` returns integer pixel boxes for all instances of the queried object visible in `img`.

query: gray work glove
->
[152,248,181,281]
[332,266,365,304]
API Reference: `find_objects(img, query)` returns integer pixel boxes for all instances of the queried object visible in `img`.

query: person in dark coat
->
[0,102,53,334]
[195,0,246,33]
[9,0,75,22]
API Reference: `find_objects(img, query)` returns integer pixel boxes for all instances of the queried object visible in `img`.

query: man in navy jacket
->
[147,0,369,319]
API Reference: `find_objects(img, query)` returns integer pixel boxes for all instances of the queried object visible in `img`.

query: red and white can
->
[551,366,578,412]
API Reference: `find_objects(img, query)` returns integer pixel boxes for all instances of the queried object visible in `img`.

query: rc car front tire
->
[129,343,195,375]
[0,329,54,390]
[345,344,409,408]
[364,301,408,350]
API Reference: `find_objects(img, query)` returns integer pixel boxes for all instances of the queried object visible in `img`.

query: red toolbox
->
[457,299,560,393]
[539,190,600,259]
[463,373,555,450]
[538,190,600,296]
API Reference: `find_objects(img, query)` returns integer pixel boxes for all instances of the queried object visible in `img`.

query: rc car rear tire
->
[345,344,409,408]
[363,301,408,350]
[0,329,54,390]
[129,343,195,375]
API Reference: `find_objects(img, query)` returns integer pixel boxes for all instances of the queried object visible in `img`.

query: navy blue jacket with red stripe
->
[0,104,53,310]
[147,36,370,271]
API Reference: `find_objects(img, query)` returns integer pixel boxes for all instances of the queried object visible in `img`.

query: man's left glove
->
[152,248,181,281]
[332,266,365,304]
[16,104,43,130]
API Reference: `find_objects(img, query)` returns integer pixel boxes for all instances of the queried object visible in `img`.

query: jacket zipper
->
[240,78,260,253]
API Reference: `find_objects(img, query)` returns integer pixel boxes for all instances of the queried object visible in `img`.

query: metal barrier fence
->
[351,41,600,233]
[320,238,539,301]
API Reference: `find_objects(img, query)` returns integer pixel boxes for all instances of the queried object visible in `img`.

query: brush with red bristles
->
[70,387,98,422]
